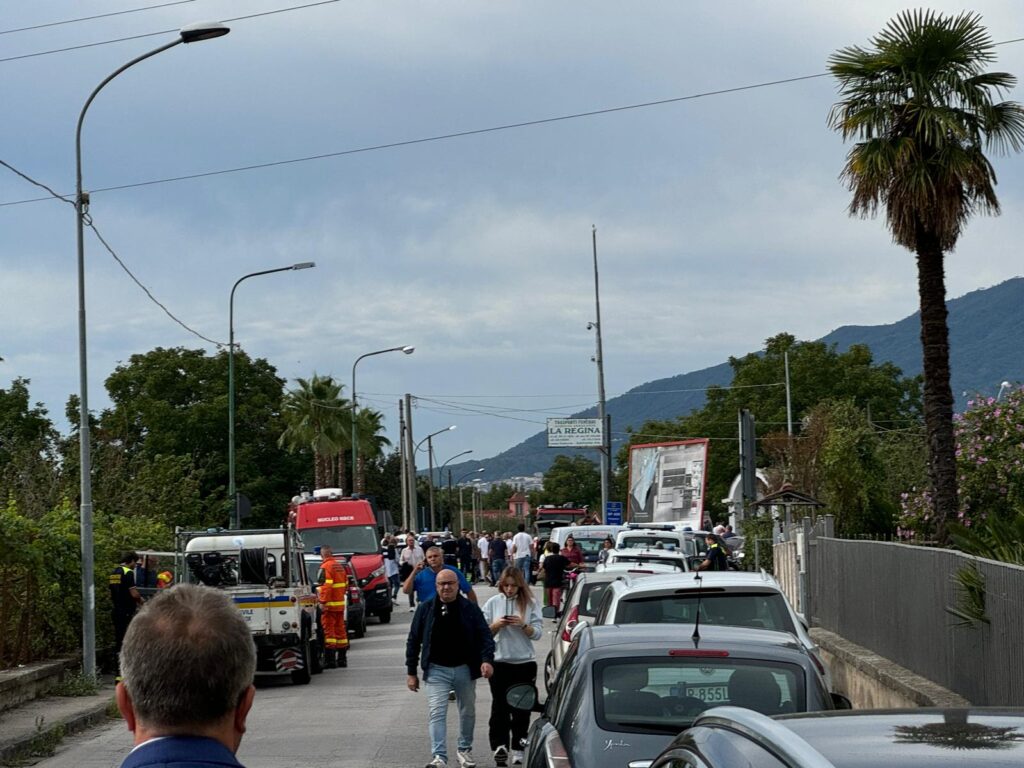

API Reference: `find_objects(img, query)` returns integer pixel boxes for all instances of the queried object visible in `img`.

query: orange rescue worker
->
[317,545,349,668]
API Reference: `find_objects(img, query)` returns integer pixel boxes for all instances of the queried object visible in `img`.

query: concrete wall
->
[811,628,970,708]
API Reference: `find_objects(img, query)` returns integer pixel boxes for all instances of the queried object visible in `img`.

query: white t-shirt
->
[511,531,533,560]
[479,537,490,560]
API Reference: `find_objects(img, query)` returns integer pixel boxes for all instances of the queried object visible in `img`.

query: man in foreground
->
[116,584,256,768]
[407,569,495,768]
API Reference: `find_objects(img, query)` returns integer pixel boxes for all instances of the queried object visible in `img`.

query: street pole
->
[351,346,414,494]
[75,22,229,679]
[399,400,408,531]
[427,436,435,529]
[591,226,610,522]
[404,395,417,530]
[229,262,314,528]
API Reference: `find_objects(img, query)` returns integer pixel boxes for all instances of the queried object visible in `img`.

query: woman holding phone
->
[482,566,544,766]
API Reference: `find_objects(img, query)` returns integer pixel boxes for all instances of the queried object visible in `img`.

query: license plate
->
[687,685,729,702]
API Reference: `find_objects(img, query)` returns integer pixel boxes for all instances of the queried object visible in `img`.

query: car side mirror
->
[831,692,853,710]
[506,683,544,712]
[542,605,557,619]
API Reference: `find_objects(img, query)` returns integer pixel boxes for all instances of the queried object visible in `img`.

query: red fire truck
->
[290,488,392,625]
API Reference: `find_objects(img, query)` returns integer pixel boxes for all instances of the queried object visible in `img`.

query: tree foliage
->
[616,334,920,522]
[532,454,601,510]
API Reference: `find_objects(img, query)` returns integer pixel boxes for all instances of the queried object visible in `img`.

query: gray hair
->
[120,583,255,728]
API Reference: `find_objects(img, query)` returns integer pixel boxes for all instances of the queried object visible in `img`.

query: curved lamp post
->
[415,425,455,530]
[440,450,473,529]
[455,467,486,530]
[351,345,414,494]
[76,21,230,680]
[228,262,315,529]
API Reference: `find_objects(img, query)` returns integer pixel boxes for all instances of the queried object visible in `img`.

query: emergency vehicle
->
[176,525,322,685]
[290,488,393,625]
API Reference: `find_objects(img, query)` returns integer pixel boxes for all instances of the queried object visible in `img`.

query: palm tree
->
[827,10,1024,543]
[278,374,350,489]
[353,407,391,494]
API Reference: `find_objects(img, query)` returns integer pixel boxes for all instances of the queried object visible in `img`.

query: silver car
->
[591,570,832,690]
[515,624,843,768]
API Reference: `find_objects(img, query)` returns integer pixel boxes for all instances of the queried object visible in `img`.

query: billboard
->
[627,439,709,526]
[546,418,603,448]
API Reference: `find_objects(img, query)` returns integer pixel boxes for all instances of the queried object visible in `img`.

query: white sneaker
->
[510,749,523,765]
[456,750,476,768]
[492,746,508,767]
[410,606,416,612]
[425,757,446,768]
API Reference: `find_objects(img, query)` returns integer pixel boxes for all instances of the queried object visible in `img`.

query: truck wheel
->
[291,638,312,685]
[310,636,325,675]
[377,608,392,624]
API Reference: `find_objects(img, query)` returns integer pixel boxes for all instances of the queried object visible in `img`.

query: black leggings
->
[487,660,537,751]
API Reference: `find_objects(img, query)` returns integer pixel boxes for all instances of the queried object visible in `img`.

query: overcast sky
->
[3,1,1023,468]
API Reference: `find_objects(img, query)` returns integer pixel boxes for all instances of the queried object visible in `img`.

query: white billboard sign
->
[546,418,603,448]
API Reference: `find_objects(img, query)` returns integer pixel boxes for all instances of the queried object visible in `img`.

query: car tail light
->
[668,649,730,657]
[544,731,572,767]
[561,605,580,643]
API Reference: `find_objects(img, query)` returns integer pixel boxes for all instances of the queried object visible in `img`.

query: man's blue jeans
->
[515,556,531,582]
[490,558,507,584]
[425,663,476,761]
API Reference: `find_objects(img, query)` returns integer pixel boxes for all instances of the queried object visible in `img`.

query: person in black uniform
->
[109,551,144,676]
[696,534,729,572]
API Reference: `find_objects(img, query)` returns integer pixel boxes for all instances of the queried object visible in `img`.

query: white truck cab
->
[176,526,322,685]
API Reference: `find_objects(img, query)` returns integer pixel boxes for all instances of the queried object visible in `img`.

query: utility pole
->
[399,399,408,531]
[591,226,610,521]
[404,394,417,531]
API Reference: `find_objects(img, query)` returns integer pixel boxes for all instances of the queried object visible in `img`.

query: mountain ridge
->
[450,277,1024,483]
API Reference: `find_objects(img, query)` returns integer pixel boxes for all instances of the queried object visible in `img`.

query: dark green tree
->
[533,455,601,510]
[828,9,1024,542]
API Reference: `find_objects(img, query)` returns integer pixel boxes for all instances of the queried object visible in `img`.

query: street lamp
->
[351,345,414,494]
[415,425,455,530]
[997,381,1012,401]
[589,226,610,521]
[455,467,486,530]
[228,262,315,528]
[75,21,230,680]
[440,450,473,529]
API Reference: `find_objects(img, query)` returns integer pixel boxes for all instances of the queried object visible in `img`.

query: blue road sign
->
[605,501,623,525]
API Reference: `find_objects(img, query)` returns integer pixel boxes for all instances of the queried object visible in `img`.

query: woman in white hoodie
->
[481,566,544,766]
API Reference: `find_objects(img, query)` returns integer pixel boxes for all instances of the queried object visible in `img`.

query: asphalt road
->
[37,583,546,768]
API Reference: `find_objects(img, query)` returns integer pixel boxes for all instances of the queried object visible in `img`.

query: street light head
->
[1001,381,1011,388]
[447,425,457,432]
[179,22,230,43]
[291,261,316,270]
[401,346,415,354]
[586,321,595,330]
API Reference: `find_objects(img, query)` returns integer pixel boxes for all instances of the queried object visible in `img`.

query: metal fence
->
[776,520,1024,705]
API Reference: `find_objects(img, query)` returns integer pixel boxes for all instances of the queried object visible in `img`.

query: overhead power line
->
[0,1,196,36]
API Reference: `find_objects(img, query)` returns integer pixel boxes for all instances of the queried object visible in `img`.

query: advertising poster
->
[546,418,603,447]
[627,439,709,526]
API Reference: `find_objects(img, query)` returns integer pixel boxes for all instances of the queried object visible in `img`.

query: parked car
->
[615,527,700,556]
[542,571,627,691]
[511,624,844,768]
[590,571,831,689]
[549,525,627,570]
[647,707,1024,768]
[598,548,694,573]
[304,554,367,639]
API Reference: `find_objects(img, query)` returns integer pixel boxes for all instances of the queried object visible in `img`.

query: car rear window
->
[615,592,796,635]
[595,658,805,733]
[578,583,611,616]
[618,535,695,555]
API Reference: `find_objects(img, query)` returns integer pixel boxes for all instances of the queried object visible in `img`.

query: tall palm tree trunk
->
[915,232,959,543]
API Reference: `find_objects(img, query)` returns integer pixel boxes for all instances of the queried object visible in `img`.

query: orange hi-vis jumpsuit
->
[318,556,349,664]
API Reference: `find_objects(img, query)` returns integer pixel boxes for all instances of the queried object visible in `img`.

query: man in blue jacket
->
[407,569,495,768]
[116,584,256,768]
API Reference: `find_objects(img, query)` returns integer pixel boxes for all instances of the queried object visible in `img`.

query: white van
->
[549,525,627,569]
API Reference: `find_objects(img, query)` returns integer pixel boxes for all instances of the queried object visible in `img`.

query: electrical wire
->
[0,0,340,64]
[0,1,196,36]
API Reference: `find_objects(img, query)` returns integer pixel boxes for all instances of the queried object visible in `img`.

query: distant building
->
[508,491,530,519]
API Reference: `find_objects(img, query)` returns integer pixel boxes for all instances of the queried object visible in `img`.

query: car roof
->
[612,570,780,592]
[580,623,804,655]
[682,707,1024,767]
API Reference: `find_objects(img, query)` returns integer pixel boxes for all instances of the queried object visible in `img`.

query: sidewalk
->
[0,663,116,765]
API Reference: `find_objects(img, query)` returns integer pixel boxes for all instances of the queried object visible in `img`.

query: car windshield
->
[615,591,796,634]
[607,553,685,570]
[595,658,805,733]
[619,535,697,555]
[574,538,606,556]
[299,525,379,554]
